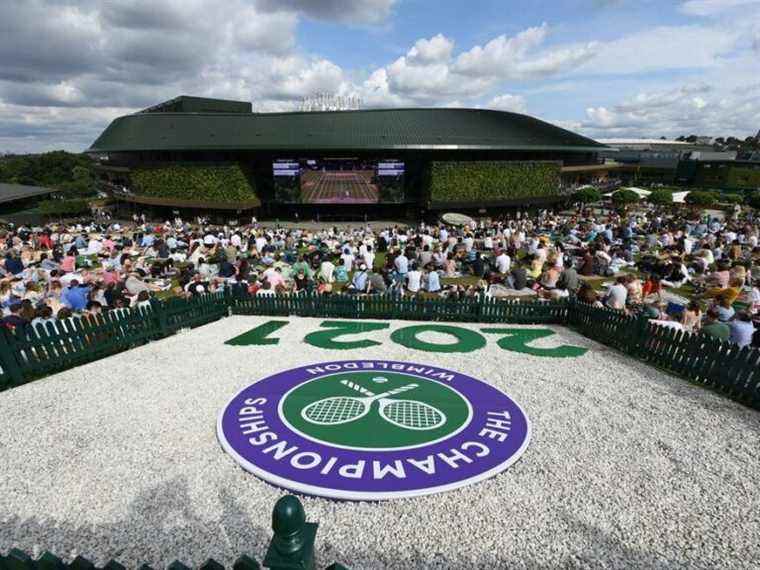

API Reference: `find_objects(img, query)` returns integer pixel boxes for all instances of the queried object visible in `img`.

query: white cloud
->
[578,82,760,138]
[455,25,549,76]
[486,94,527,113]
[680,0,760,17]
[351,26,598,106]
[407,34,455,64]
[582,25,741,75]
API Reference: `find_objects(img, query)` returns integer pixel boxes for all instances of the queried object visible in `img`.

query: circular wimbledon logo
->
[217,360,530,500]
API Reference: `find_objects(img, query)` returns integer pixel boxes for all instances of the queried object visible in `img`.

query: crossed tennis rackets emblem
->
[301,379,447,431]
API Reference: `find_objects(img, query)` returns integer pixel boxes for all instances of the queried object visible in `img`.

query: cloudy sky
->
[1,0,759,153]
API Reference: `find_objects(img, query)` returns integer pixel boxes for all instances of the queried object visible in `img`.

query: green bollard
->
[263,495,318,570]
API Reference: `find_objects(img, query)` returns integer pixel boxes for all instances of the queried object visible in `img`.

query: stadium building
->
[89,96,611,218]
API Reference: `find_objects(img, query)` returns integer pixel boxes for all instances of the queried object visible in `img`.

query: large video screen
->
[273,158,405,203]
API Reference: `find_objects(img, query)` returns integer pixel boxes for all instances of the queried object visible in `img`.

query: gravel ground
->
[1,316,759,569]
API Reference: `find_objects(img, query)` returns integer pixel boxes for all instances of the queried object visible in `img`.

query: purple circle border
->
[217,360,531,500]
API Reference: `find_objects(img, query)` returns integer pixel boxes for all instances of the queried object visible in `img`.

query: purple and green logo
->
[217,360,531,500]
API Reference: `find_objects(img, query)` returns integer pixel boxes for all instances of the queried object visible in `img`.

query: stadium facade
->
[88,96,612,216]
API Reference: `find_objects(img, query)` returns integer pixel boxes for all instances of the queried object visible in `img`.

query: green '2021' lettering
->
[481,328,587,358]
[225,320,289,346]
[304,320,390,350]
[226,319,587,358]
[391,324,486,353]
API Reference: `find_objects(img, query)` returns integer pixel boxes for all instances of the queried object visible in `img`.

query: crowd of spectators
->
[1,204,759,347]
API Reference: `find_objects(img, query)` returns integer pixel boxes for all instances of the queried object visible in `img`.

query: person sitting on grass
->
[680,300,702,332]
[293,269,311,294]
[424,266,441,295]
[728,311,755,348]
[1,302,28,332]
[367,271,387,295]
[405,263,422,296]
[507,262,528,290]
[347,264,369,294]
[184,273,210,297]
[256,280,276,297]
[702,277,743,311]
[604,276,628,311]
[641,274,663,303]
[61,279,90,312]
[577,281,600,306]
[701,307,730,341]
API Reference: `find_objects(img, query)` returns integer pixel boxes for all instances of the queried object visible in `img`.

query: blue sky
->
[1,0,759,153]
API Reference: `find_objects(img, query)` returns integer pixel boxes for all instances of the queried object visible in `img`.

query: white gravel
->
[1,315,759,569]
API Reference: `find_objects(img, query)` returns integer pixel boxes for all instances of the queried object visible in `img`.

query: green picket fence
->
[0,292,229,390]
[1,292,758,410]
[231,293,569,324]
[567,300,760,409]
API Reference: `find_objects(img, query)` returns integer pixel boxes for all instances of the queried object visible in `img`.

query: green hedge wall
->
[38,199,90,216]
[726,166,760,189]
[131,164,260,204]
[428,161,561,203]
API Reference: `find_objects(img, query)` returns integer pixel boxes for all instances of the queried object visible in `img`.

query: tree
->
[0,151,96,193]
[648,190,673,205]
[572,187,602,204]
[611,189,640,206]
[721,193,744,205]
[685,191,719,207]
[60,164,95,197]
[747,192,760,209]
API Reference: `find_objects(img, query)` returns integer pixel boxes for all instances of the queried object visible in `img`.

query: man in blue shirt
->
[349,264,368,293]
[61,280,90,312]
[729,312,756,348]
[4,252,23,275]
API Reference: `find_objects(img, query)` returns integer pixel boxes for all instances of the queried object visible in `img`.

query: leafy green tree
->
[0,151,96,192]
[721,193,744,205]
[685,191,719,207]
[572,187,602,204]
[648,190,673,205]
[747,192,760,209]
[611,189,640,206]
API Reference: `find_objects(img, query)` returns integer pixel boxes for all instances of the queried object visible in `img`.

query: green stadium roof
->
[0,182,59,205]
[89,104,607,153]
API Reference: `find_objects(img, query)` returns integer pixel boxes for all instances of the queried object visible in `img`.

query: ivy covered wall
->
[726,166,760,189]
[130,164,260,204]
[428,161,561,204]
[693,163,760,190]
